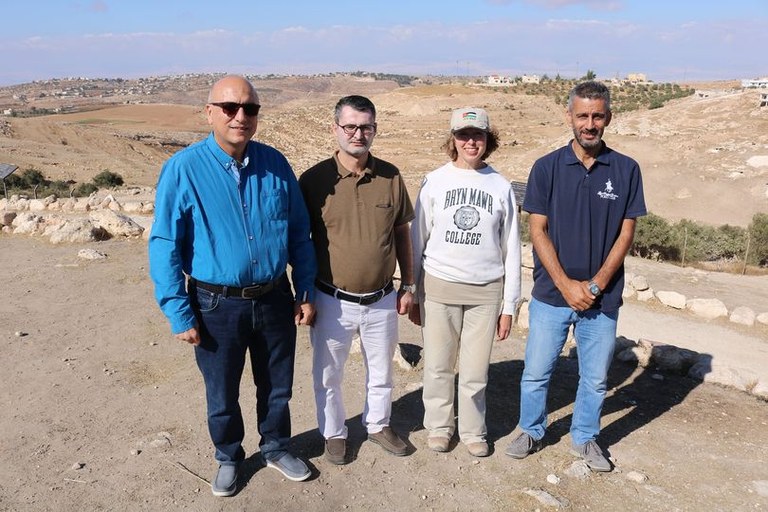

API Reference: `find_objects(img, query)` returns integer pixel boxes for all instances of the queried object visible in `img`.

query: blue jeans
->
[191,274,296,466]
[519,298,619,446]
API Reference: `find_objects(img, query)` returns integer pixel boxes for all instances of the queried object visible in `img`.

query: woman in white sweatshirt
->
[410,107,521,457]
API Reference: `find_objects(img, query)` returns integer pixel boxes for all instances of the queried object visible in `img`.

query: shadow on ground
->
[289,343,711,461]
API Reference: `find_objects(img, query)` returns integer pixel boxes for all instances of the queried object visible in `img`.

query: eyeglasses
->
[336,123,377,137]
[209,102,261,117]
[453,130,487,141]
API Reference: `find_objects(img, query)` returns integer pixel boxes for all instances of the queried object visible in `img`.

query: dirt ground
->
[0,236,766,512]
[1,77,768,511]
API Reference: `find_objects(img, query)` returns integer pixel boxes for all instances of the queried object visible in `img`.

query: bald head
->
[208,75,259,104]
[205,75,260,160]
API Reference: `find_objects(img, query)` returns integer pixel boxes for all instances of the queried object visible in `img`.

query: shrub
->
[92,170,124,188]
[632,212,677,260]
[20,168,46,187]
[748,213,768,266]
[75,183,98,197]
[671,219,747,263]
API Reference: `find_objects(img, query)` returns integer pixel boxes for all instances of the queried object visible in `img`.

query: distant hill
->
[1,74,766,227]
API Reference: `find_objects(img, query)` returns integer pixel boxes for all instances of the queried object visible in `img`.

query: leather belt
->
[316,280,394,305]
[190,275,283,299]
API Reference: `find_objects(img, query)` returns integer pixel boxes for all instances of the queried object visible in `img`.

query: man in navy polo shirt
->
[506,81,646,471]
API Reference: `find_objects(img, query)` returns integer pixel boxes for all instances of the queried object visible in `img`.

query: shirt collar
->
[565,139,611,167]
[205,132,252,170]
[332,151,375,178]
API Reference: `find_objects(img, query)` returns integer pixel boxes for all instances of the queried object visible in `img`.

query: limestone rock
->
[648,341,699,374]
[523,488,567,508]
[636,288,654,302]
[757,312,768,325]
[72,198,91,212]
[122,201,145,213]
[686,298,728,319]
[78,248,108,260]
[29,199,47,211]
[1,211,17,226]
[46,218,99,244]
[729,306,755,326]
[631,275,650,291]
[89,209,144,238]
[656,290,686,309]
[12,212,44,235]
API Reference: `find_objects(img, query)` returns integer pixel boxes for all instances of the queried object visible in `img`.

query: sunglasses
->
[209,102,261,117]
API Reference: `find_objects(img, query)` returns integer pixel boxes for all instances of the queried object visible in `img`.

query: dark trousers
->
[191,275,296,465]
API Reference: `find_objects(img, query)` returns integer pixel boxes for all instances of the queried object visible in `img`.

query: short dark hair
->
[334,95,376,123]
[568,81,611,112]
[442,128,500,162]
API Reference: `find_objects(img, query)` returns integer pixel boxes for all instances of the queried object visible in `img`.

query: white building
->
[521,74,540,84]
[742,77,768,88]
[487,75,513,85]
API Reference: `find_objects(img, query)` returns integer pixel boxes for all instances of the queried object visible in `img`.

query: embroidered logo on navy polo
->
[597,179,618,200]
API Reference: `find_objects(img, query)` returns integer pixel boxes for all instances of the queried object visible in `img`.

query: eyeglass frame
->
[335,122,377,137]
[452,128,488,141]
[209,102,261,117]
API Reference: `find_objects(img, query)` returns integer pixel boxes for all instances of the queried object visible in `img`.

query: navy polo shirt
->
[523,141,646,312]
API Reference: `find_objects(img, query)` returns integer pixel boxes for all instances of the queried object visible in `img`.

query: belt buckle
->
[241,284,263,299]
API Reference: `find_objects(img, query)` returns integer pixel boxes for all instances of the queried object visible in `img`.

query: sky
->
[1,0,766,86]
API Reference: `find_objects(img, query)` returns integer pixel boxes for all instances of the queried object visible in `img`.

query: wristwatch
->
[588,281,602,296]
[400,283,416,294]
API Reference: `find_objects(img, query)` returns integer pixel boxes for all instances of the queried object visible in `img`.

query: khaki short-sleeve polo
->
[300,153,414,294]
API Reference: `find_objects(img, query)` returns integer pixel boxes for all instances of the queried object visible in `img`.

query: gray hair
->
[567,81,611,112]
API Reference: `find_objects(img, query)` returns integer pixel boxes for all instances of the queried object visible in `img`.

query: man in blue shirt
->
[506,81,646,472]
[149,75,317,496]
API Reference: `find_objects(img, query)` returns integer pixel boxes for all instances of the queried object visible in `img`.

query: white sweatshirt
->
[410,162,521,314]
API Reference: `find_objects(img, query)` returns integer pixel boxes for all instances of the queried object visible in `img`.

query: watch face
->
[589,283,600,295]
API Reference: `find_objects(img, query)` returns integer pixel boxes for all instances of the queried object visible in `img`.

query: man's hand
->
[295,301,316,326]
[496,314,513,341]
[560,279,596,311]
[175,326,201,346]
[396,290,414,315]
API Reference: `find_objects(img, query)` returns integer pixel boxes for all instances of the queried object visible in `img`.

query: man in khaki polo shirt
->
[299,95,415,465]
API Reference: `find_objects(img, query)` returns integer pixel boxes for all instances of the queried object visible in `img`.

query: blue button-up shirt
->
[149,133,317,334]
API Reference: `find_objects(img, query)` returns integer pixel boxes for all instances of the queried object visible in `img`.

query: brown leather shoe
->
[466,441,489,457]
[325,438,347,465]
[368,426,407,456]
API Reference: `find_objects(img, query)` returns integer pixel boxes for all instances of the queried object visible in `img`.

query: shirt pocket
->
[264,189,289,220]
